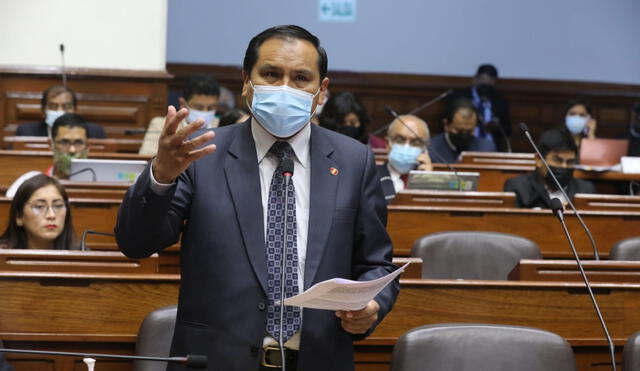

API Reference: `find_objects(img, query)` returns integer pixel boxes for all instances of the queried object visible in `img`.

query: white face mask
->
[187,108,216,127]
[45,110,66,127]
[565,115,589,135]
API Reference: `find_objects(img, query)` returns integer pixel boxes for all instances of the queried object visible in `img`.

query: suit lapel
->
[224,122,268,295]
[304,126,338,289]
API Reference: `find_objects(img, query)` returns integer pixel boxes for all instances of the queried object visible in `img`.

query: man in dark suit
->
[16,85,105,139]
[447,64,511,152]
[115,25,398,371]
[430,97,496,163]
[504,128,596,208]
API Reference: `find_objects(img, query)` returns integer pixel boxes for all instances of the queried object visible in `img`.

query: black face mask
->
[339,126,362,140]
[447,132,474,152]
[546,166,574,189]
[476,84,495,98]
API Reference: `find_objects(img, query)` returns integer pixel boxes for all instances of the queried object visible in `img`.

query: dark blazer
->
[16,121,106,138]
[430,133,496,164]
[115,121,399,371]
[0,340,15,371]
[376,163,397,203]
[503,171,597,208]
[448,87,511,152]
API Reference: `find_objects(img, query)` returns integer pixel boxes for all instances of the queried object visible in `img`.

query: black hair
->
[218,108,249,127]
[318,92,370,144]
[41,85,77,110]
[476,64,498,78]
[538,127,577,159]
[51,113,88,139]
[443,97,479,124]
[182,73,221,101]
[0,174,77,250]
[243,25,328,80]
[563,98,593,117]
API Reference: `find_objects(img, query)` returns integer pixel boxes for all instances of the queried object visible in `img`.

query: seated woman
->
[0,174,77,250]
[318,91,386,148]
[563,98,597,147]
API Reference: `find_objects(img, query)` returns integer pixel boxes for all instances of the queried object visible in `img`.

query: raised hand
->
[152,106,216,183]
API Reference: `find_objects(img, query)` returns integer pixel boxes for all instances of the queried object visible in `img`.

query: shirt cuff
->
[148,164,175,195]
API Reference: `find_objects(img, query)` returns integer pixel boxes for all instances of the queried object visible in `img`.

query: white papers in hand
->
[283,262,409,311]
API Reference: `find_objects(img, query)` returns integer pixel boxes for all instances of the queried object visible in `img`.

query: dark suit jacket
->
[16,120,106,138]
[448,87,511,152]
[376,163,397,203]
[430,133,496,164]
[115,121,399,371]
[503,171,596,208]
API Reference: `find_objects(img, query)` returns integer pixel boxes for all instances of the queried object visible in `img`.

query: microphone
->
[383,105,464,191]
[549,198,616,371]
[278,157,295,371]
[59,43,67,88]
[408,89,453,116]
[0,347,207,369]
[371,89,452,137]
[519,122,600,260]
[80,230,115,251]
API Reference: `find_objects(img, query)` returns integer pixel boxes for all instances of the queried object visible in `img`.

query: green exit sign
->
[319,0,357,22]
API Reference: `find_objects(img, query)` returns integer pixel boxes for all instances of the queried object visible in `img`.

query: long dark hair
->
[318,91,370,144]
[0,174,77,249]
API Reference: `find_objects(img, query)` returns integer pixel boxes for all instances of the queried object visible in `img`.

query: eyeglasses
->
[47,102,74,111]
[27,202,67,216]
[390,136,427,148]
[55,139,87,150]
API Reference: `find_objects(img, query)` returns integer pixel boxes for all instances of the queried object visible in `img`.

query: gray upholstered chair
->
[411,231,541,280]
[609,237,640,261]
[390,323,576,371]
[132,305,177,371]
[623,330,640,370]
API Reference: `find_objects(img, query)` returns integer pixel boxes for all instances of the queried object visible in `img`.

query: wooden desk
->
[574,193,640,212]
[387,205,640,258]
[394,190,517,208]
[432,163,534,192]
[3,136,143,154]
[460,151,536,166]
[509,259,640,283]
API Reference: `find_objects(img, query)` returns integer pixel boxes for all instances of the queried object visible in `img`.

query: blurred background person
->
[563,98,597,148]
[318,91,386,147]
[377,114,432,201]
[430,97,496,163]
[448,64,511,151]
[16,85,105,139]
[218,108,250,127]
[0,174,78,250]
[504,127,595,208]
[139,73,220,155]
[48,113,90,179]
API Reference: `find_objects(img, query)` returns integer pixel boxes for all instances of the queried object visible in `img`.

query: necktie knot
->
[269,141,294,164]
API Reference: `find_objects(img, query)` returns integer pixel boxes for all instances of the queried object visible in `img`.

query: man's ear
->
[241,70,250,98]
[318,77,330,106]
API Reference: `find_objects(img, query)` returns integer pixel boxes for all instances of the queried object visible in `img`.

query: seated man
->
[16,85,105,138]
[5,113,90,197]
[430,97,496,163]
[376,114,432,201]
[504,128,596,208]
[139,73,220,155]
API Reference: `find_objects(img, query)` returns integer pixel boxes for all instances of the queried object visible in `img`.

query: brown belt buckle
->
[261,346,283,368]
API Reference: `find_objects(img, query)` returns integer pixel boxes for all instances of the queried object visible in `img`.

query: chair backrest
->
[132,305,177,371]
[623,330,640,370]
[610,237,640,261]
[411,231,541,280]
[390,323,576,371]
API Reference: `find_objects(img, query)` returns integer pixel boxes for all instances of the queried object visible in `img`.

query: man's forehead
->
[56,126,86,138]
[255,37,319,72]
[49,92,72,102]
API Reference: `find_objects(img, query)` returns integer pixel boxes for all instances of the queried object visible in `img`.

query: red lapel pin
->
[329,167,339,176]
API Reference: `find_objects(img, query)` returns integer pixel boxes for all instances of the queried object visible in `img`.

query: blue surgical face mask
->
[45,110,66,127]
[565,115,588,135]
[388,144,422,174]
[187,108,216,127]
[247,81,319,138]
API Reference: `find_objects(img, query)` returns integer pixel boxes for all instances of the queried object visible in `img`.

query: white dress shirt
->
[386,162,406,192]
[149,118,311,349]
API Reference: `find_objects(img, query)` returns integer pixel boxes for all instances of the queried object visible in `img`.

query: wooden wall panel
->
[166,63,640,153]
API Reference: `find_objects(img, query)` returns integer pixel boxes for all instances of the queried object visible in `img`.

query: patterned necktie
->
[265,141,301,342]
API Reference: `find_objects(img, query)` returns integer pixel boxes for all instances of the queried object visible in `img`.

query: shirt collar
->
[251,118,310,168]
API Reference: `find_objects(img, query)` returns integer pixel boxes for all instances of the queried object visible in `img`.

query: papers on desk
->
[283,262,410,311]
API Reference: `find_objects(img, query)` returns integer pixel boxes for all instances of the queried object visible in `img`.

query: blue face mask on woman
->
[388,144,422,174]
[247,81,319,138]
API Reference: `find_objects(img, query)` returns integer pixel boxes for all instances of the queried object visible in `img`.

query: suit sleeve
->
[504,177,525,208]
[351,146,400,339]
[115,162,193,258]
